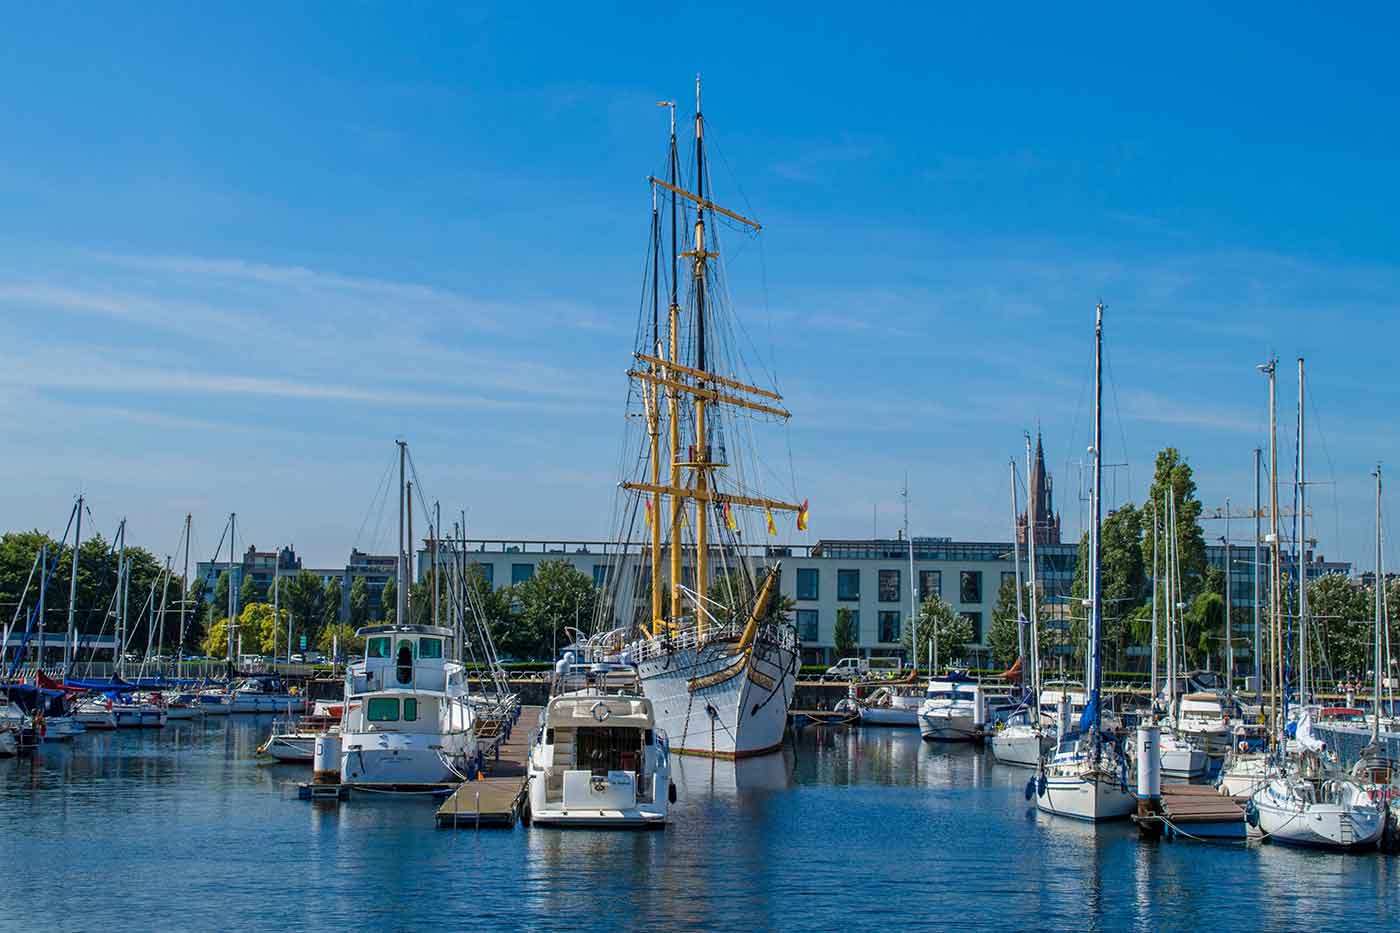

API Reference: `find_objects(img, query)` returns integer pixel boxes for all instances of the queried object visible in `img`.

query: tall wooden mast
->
[625,79,800,637]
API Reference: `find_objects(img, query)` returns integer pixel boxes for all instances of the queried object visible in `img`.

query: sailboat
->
[992,442,1054,766]
[617,81,801,760]
[337,441,477,789]
[1032,303,1136,822]
[1246,360,1384,849]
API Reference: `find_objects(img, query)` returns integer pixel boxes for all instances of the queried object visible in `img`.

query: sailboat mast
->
[119,521,130,678]
[1374,463,1384,747]
[1296,357,1308,705]
[1009,462,1024,665]
[1260,448,1271,694]
[1224,499,1233,690]
[64,494,83,673]
[1150,504,1159,709]
[1166,491,1176,714]
[907,477,918,673]
[433,500,441,627]
[407,481,415,623]
[691,75,711,633]
[1025,433,1041,712]
[1263,357,1282,747]
[397,441,407,624]
[1089,302,1104,739]
[180,513,190,677]
[227,512,236,666]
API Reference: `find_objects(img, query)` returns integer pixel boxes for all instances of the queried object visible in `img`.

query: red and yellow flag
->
[723,502,737,531]
[765,509,777,536]
[644,499,653,529]
[797,498,809,531]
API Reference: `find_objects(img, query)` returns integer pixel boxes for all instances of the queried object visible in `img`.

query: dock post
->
[475,791,481,832]
[1135,724,1163,837]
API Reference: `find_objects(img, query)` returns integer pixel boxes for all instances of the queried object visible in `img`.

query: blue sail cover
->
[1078,689,1100,733]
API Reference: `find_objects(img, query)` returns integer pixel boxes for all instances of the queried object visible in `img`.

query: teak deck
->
[435,706,540,829]
[1160,782,1246,824]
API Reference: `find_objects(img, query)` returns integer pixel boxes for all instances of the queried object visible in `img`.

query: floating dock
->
[1136,783,1246,841]
[435,705,540,829]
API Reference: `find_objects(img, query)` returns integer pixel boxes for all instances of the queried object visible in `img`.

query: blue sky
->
[2,4,1397,569]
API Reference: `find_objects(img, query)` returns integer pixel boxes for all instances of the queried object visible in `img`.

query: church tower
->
[1017,432,1062,546]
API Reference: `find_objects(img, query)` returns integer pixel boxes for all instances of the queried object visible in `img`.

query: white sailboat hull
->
[1035,770,1137,821]
[260,733,317,762]
[1252,779,1385,849]
[635,633,796,759]
[990,726,1052,767]
[1217,753,1270,798]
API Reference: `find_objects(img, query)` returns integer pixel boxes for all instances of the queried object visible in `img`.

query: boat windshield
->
[368,637,391,659]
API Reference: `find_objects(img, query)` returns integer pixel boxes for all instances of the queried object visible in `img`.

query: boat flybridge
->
[338,623,476,790]
[917,674,986,741]
[526,683,674,829]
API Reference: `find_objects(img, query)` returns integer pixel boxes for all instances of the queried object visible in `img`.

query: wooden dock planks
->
[1160,783,1246,825]
[435,706,541,829]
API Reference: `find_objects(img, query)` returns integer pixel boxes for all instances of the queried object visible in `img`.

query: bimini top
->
[355,623,454,638]
[546,694,655,729]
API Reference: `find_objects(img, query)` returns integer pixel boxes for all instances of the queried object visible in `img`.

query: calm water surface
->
[3,719,1397,931]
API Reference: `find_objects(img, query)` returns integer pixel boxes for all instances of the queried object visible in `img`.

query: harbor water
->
[3,719,1397,931]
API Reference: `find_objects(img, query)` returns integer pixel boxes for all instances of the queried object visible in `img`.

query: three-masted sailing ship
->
[607,79,804,759]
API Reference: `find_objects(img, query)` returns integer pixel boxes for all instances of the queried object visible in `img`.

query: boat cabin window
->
[396,640,414,685]
[403,698,418,722]
[418,638,443,659]
[368,637,392,659]
[367,697,400,722]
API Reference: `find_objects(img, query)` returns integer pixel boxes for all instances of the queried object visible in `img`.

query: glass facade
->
[511,563,534,585]
[837,569,861,601]
[878,610,901,643]
[960,571,982,604]
[796,567,819,601]
[919,570,941,601]
[797,609,819,642]
[878,569,901,602]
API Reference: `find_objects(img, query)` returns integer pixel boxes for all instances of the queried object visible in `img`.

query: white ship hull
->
[0,729,15,757]
[260,733,317,762]
[1252,779,1384,849]
[341,729,472,787]
[859,705,919,727]
[635,631,796,759]
[918,712,979,742]
[990,726,1052,767]
[113,705,166,728]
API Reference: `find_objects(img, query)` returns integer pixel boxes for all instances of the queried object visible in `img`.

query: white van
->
[824,657,904,681]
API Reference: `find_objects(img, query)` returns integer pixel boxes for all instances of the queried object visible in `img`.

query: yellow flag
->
[765,509,777,536]
[724,502,737,531]
[644,499,653,528]
[797,498,809,531]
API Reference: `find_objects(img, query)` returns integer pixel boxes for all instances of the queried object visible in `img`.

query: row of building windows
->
[796,568,984,605]
[793,608,985,645]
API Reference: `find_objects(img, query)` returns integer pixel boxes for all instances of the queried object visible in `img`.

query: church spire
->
[1018,431,1061,546]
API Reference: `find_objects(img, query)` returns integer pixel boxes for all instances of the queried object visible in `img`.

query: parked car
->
[289,653,306,663]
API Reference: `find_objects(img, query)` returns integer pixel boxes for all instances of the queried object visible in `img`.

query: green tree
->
[988,574,1023,668]
[1309,573,1371,678]
[1069,504,1148,670]
[833,606,858,658]
[203,616,230,659]
[238,572,261,609]
[349,576,370,629]
[322,577,343,630]
[1140,448,1207,601]
[381,577,397,623]
[317,622,364,658]
[505,560,598,660]
[233,601,284,656]
[271,570,328,654]
[206,570,231,634]
[903,596,974,671]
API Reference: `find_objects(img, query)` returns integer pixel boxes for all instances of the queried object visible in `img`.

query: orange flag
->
[797,498,809,531]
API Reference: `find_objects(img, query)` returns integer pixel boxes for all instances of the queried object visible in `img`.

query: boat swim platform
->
[436,705,541,829]
[1135,783,1246,841]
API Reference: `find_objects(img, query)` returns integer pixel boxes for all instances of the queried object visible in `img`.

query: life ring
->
[590,701,611,723]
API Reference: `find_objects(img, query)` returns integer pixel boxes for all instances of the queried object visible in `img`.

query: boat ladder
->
[1339,812,1355,847]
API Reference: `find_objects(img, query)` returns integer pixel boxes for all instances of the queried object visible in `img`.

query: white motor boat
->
[1034,733,1137,821]
[227,677,307,714]
[525,691,673,828]
[1160,730,1207,777]
[162,694,204,720]
[1174,692,1232,756]
[918,676,985,742]
[0,695,29,755]
[197,690,235,715]
[339,623,476,789]
[258,706,342,763]
[1217,724,1271,798]
[856,683,923,727]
